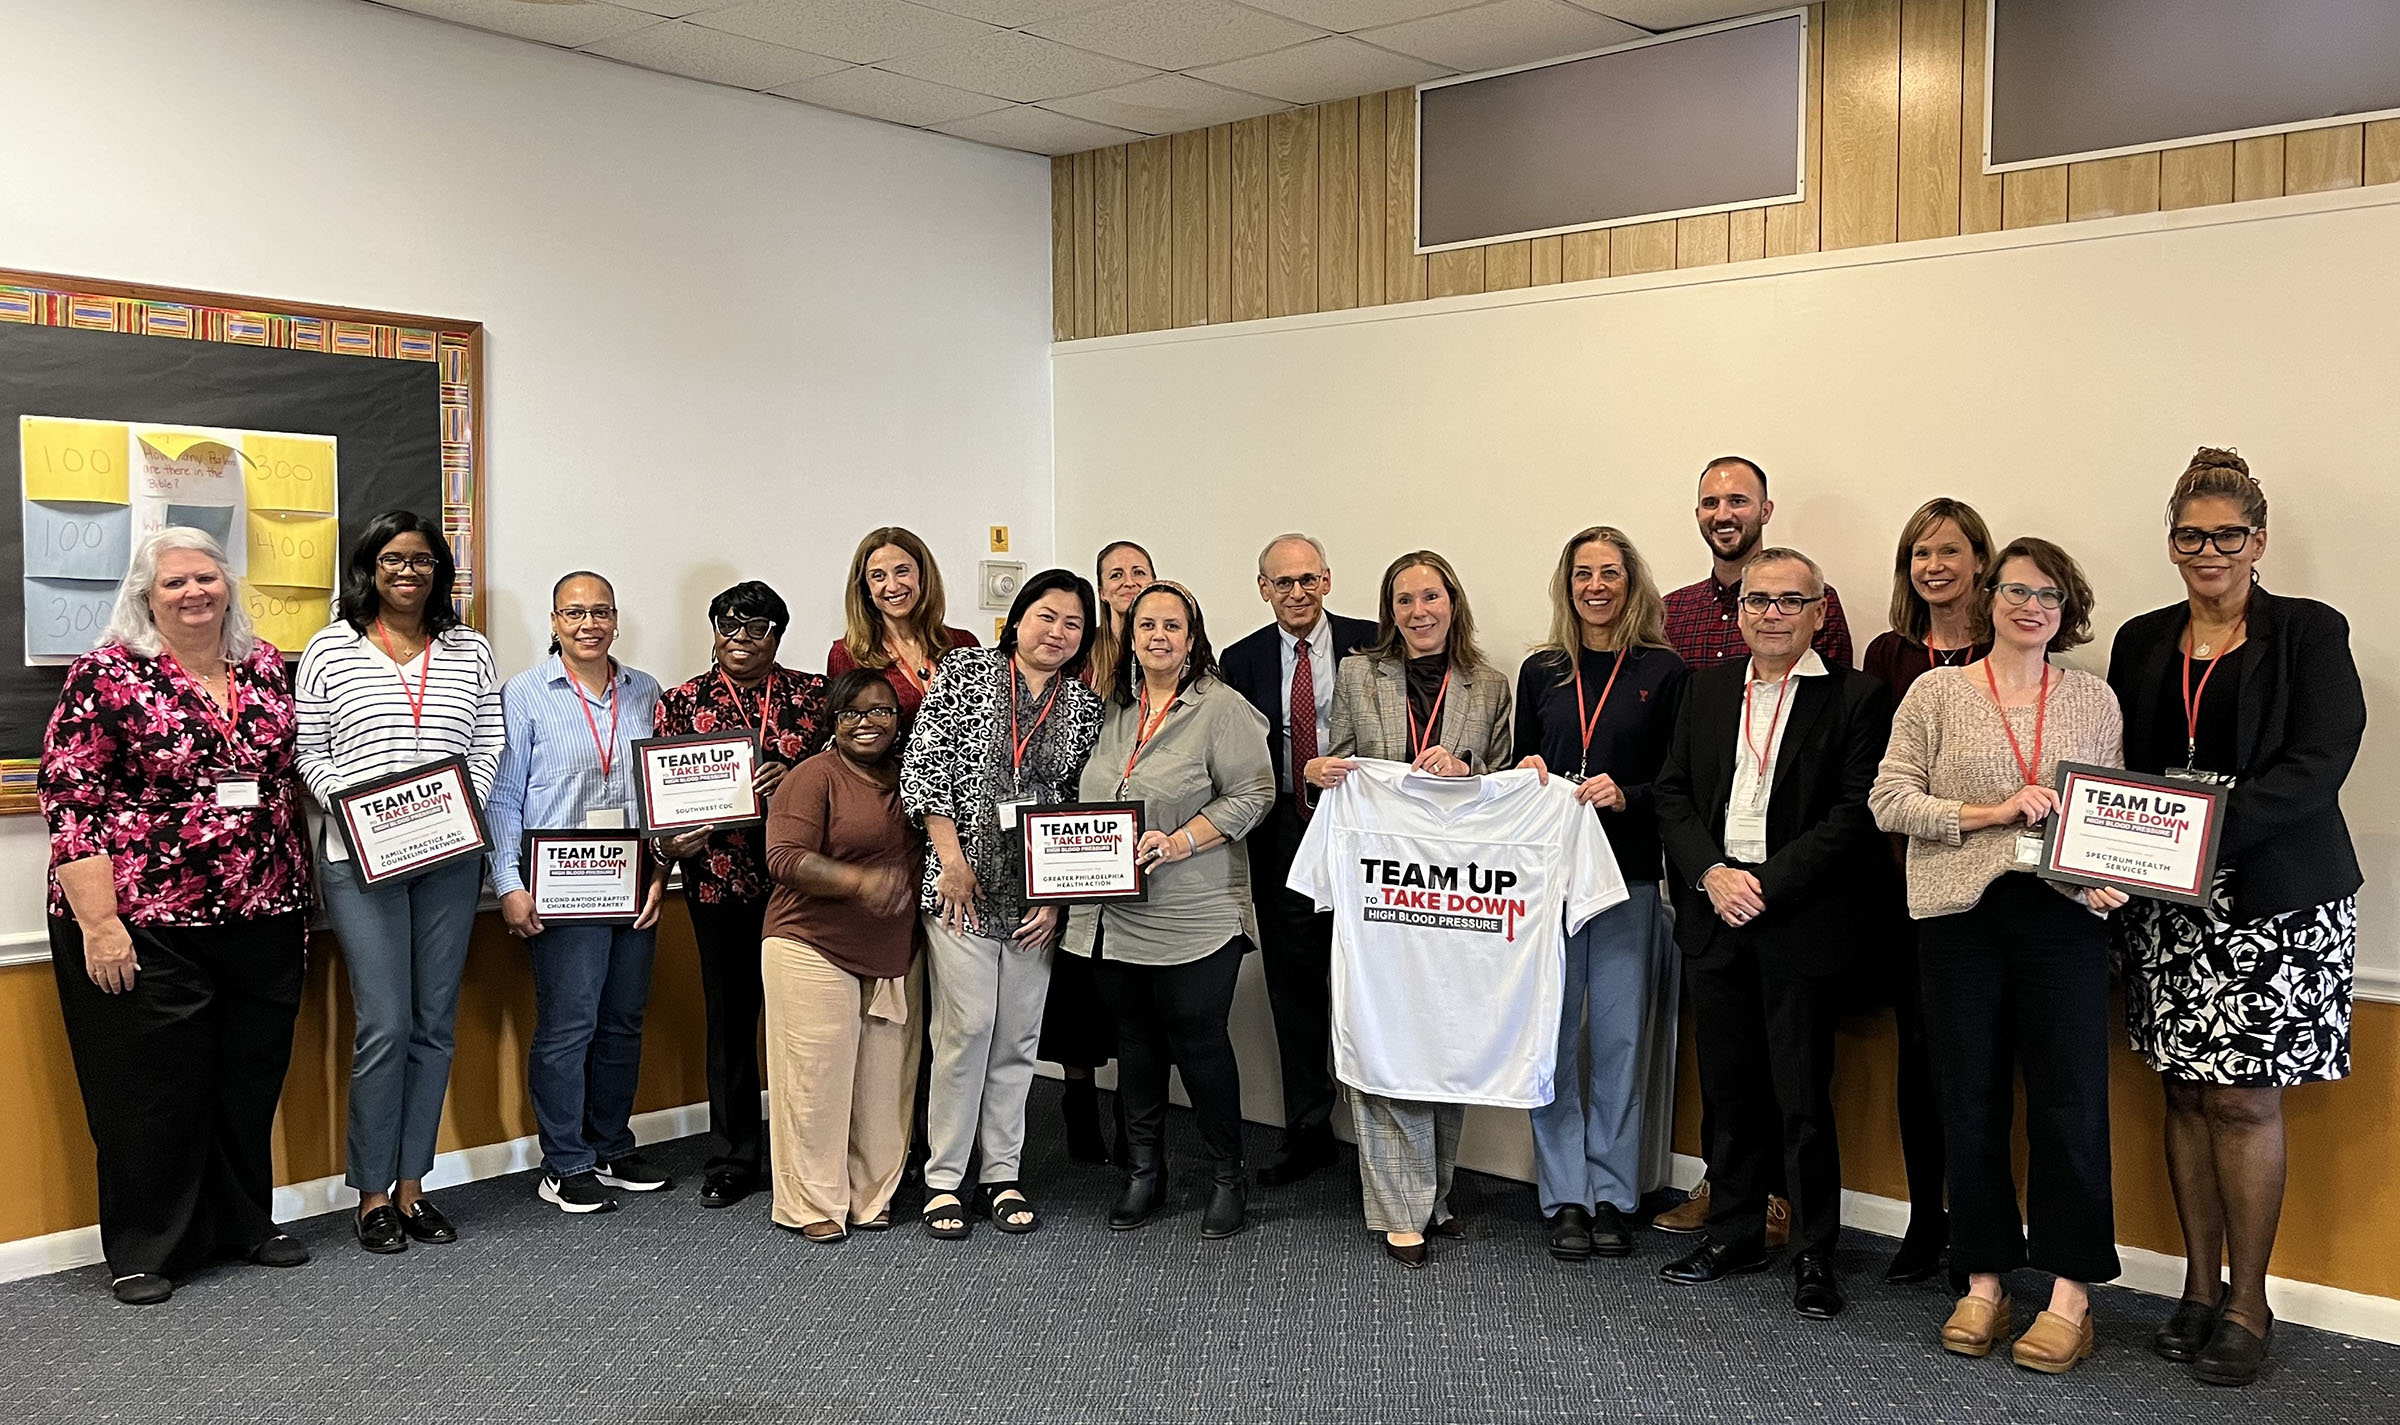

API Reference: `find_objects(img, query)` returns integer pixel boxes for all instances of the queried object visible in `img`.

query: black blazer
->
[1653,661,1894,976]
[2107,585,2364,921]
[1220,613,1377,788]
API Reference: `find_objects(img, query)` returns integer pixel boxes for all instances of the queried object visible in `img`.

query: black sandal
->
[922,1192,970,1240]
[977,1181,1039,1234]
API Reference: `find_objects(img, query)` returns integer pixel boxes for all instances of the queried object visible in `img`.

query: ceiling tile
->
[908,0,1120,24]
[1028,0,1324,71]
[1568,0,1759,29]
[882,29,1153,102]
[362,0,658,48]
[693,0,1000,64]
[771,66,1013,125]
[1040,73,1283,134]
[934,104,1147,154]
[605,0,745,17]
[582,21,850,89]
[1358,0,1642,73]
[1189,34,1449,105]
[1235,0,1479,30]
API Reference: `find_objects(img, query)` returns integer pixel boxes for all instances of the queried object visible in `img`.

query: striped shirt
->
[295,621,506,862]
[486,654,662,896]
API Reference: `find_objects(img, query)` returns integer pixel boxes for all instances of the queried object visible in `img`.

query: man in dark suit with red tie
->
[1219,533,1375,1186]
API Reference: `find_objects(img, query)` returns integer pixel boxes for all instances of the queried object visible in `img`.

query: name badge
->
[2015,831,2044,866]
[996,796,1034,831]
[2165,766,2237,788]
[1725,810,1766,847]
[585,807,628,830]
[215,779,261,809]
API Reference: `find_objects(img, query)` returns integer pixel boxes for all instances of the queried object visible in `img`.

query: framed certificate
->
[2037,762,2227,907]
[1021,802,1148,904]
[631,731,762,833]
[331,756,492,887]
[524,830,648,924]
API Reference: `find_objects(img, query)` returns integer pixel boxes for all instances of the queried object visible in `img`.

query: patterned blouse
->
[654,663,829,905]
[899,646,1103,934]
[39,640,311,927]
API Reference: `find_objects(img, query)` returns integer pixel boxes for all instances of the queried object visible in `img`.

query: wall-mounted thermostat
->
[979,559,1025,612]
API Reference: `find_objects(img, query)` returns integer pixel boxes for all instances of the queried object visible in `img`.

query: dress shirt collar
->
[543,652,626,693]
[1287,613,1330,656]
[1744,648,1829,684]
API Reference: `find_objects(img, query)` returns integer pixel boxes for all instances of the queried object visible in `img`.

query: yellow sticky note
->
[240,582,331,655]
[240,432,336,513]
[22,418,131,504]
[247,511,339,590]
[137,429,232,463]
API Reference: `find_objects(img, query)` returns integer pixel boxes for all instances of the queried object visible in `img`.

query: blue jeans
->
[1532,881,1667,1215]
[524,921,657,1178]
[320,855,484,1193]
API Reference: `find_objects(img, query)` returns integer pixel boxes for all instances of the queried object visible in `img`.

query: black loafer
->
[400,1199,457,1244]
[2154,1282,2227,1362]
[355,1205,408,1255]
[1884,1217,1948,1283]
[110,1273,172,1306]
[1546,1205,1594,1262]
[1589,1203,1633,1258]
[2194,1313,2272,1386]
[1792,1249,1845,1318]
[1659,1237,1771,1284]
[247,1234,310,1268]
[698,1167,755,1209]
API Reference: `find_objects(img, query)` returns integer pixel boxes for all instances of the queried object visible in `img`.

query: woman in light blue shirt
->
[486,570,669,1216]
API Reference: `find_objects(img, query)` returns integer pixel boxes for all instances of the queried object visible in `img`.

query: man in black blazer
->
[1219,532,1376,1186]
[1652,548,1893,1318]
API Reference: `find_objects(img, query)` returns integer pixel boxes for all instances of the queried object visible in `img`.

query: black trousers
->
[1249,800,1336,1141]
[685,895,768,1172]
[1888,920,1949,1225]
[49,913,306,1278]
[1091,933,1247,1172]
[1686,939,1843,1254]
[1919,875,2120,1282]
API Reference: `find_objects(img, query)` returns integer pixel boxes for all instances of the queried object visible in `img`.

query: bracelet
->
[1178,830,1196,858]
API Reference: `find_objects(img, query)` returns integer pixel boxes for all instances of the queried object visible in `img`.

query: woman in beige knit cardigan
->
[1869,537,2128,1376]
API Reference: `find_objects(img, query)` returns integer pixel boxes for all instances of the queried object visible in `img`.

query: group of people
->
[37,450,2359,1390]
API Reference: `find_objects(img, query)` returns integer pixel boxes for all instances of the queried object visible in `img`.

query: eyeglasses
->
[2170,525,2256,556]
[833,706,900,726]
[1265,573,1325,594]
[1992,583,2066,610]
[713,617,777,641]
[1739,592,1822,616]
[553,605,617,624]
[375,553,440,574]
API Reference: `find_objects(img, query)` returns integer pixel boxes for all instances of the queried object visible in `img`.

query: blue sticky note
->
[24,577,118,660]
[166,502,237,547]
[22,501,133,582]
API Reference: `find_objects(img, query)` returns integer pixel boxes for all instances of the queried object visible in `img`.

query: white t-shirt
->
[1288,760,1628,1108]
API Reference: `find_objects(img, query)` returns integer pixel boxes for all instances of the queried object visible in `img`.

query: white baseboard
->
[0,1102,710,1286]
[1669,1152,2400,1346]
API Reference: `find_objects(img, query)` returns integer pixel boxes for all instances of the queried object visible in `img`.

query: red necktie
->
[1289,635,1318,819]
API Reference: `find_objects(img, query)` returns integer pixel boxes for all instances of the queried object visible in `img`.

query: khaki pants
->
[761,937,923,1229]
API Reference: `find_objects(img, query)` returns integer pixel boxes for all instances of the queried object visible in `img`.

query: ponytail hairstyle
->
[2168,447,2268,531]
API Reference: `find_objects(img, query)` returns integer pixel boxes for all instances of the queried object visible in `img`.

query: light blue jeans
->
[1531,881,1669,1215]
[525,921,658,1179]
[320,855,485,1193]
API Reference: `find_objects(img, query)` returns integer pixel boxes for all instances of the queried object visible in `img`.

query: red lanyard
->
[717,666,773,733]
[1741,670,1794,785]
[161,652,246,759]
[575,665,620,779]
[1008,660,1062,777]
[1572,650,1626,774]
[1987,659,2051,788]
[374,619,432,728]
[1406,668,1452,760]
[2180,643,2232,767]
[1121,682,1180,787]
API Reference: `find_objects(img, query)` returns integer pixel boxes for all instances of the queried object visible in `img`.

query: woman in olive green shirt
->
[1064,582,1274,1242]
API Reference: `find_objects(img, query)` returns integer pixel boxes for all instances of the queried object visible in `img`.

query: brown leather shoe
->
[1764,1196,1791,1251]
[1941,1293,2014,1357]
[2012,1309,2096,1374]
[1653,1180,1711,1234]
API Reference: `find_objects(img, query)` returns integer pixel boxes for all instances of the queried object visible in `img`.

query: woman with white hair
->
[38,526,315,1306]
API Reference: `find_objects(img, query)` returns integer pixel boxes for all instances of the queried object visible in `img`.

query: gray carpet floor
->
[2,1082,2393,1423]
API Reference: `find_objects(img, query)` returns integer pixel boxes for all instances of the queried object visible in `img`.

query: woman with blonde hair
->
[1082,539,1154,699]
[1511,527,1687,1262]
[826,526,979,720]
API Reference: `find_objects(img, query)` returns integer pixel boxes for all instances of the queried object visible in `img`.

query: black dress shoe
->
[1383,1236,1428,1269]
[1658,1237,1771,1284]
[1792,1249,1845,1318]
[355,1205,408,1255]
[1590,1203,1633,1258]
[1200,1176,1247,1240]
[110,1273,172,1306]
[1546,1205,1593,1261]
[248,1234,310,1268]
[1256,1131,1336,1187]
[400,1200,457,1244]
[699,1167,755,1209]
[1884,1217,1948,1283]
[2194,1313,2272,1386]
[2153,1282,2227,1362]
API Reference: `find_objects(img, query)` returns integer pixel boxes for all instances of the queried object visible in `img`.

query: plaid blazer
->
[1326,651,1515,773]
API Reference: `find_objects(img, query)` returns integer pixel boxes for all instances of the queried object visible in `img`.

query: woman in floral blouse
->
[39,527,315,1306]
[653,581,827,1208]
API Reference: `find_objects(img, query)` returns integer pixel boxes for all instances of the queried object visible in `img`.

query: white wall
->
[0,0,1055,945]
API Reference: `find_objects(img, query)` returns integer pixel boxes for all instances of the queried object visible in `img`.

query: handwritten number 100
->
[40,444,114,477]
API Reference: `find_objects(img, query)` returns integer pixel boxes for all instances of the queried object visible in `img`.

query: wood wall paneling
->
[1675,214,1729,267]
[1126,137,1173,334]
[1050,156,1075,339]
[1357,94,1389,305]
[1958,0,2003,233]
[1427,244,1485,298]
[1230,116,1268,321]
[1896,0,1963,241]
[2233,135,2286,202]
[1484,239,1532,290]
[1208,125,1235,324]
[1562,229,1610,282]
[1385,89,1426,304]
[1728,208,1767,262]
[1768,4,1828,257]
[1616,219,1678,275]
[2160,142,2235,210]
[1821,0,1902,250]
[1171,130,1209,328]
[1267,107,1320,318]
[1071,150,1096,340]
[1529,233,1563,285]
[2001,164,2067,228]
[1093,145,1129,337]
[1318,99,1361,312]
[2066,152,2161,221]
[2285,123,2365,194]
[2369,119,2400,186]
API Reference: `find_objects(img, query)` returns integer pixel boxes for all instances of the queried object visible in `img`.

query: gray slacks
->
[1350,1090,1463,1234]
[921,915,1052,1192]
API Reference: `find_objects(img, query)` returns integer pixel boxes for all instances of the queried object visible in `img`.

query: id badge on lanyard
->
[2014,831,2044,866]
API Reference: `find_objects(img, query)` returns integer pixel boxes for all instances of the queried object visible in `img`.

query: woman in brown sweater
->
[1869,537,2127,1375]
[760,669,925,1240]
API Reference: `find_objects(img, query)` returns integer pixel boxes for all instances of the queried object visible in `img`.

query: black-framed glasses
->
[1266,573,1325,594]
[2170,525,2255,556]
[833,706,900,726]
[554,605,617,624]
[376,553,441,574]
[713,616,777,641]
[1992,582,2066,610]
[1739,592,1822,616]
